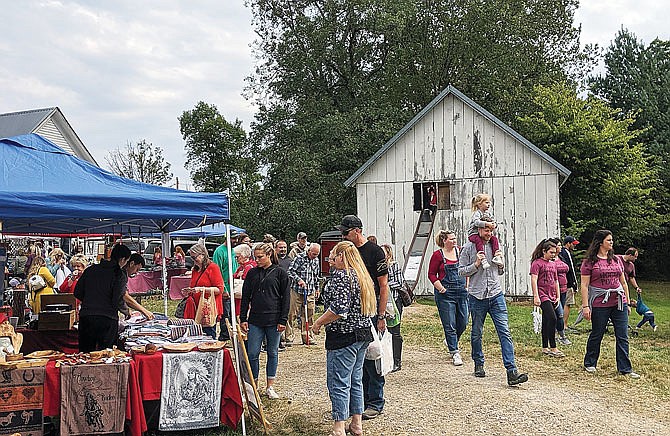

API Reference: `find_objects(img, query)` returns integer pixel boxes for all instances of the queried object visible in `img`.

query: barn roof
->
[345,85,571,187]
[0,107,98,165]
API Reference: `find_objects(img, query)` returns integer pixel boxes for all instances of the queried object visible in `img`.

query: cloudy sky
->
[1,1,667,188]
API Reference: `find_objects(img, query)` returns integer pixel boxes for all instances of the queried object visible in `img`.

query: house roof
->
[344,85,571,187]
[0,108,55,137]
[0,107,98,165]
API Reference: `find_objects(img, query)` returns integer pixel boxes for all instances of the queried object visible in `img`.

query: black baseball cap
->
[335,215,363,232]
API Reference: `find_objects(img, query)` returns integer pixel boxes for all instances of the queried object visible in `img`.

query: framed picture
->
[97,244,106,255]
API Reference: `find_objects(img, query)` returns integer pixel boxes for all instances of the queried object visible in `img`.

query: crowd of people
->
[3,191,660,436]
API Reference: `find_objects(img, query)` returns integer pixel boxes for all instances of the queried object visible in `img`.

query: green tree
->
[590,29,670,206]
[518,83,661,243]
[247,0,591,237]
[179,102,261,231]
[105,140,173,185]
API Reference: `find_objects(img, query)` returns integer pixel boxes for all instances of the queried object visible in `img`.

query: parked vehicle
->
[143,239,219,269]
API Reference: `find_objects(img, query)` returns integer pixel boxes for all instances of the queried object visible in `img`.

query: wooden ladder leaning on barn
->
[402,208,436,292]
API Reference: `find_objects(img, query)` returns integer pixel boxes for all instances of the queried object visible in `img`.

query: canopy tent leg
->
[227,223,246,435]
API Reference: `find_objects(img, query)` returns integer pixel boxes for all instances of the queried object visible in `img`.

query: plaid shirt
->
[288,252,320,295]
[387,261,405,299]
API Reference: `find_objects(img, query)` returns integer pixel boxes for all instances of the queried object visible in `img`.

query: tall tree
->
[247,0,590,238]
[105,140,173,185]
[590,29,670,207]
[179,102,261,231]
[518,83,661,244]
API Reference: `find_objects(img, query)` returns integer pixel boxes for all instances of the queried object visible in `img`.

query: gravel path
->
[262,305,670,435]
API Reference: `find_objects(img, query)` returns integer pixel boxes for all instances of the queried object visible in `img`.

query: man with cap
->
[337,214,389,420]
[558,236,579,330]
[289,232,308,259]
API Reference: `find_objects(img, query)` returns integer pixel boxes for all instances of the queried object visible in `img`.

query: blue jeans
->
[434,289,468,353]
[247,323,282,380]
[327,341,368,421]
[469,293,517,372]
[362,316,385,412]
[584,306,632,373]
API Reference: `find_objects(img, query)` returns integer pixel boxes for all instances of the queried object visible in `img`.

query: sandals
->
[345,424,363,436]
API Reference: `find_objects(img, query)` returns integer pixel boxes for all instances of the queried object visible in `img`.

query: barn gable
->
[0,107,98,165]
[345,86,569,186]
[346,86,569,297]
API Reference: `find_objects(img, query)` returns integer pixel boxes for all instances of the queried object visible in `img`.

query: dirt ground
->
[255,304,670,435]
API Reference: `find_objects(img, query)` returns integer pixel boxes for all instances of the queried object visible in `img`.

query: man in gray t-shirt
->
[458,220,528,386]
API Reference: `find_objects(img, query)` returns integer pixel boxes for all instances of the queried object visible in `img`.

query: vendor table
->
[43,359,146,436]
[168,274,192,300]
[132,348,243,430]
[18,328,79,354]
[127,268,187,295]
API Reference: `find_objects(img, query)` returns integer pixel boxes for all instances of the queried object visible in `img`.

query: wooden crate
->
[38,310,75,331]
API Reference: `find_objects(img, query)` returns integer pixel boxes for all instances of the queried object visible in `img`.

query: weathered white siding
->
[35,119,76,155]
[355,93,562,297]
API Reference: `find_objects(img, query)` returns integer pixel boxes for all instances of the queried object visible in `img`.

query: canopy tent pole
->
[227,223,246,435]
[161,232,170,316]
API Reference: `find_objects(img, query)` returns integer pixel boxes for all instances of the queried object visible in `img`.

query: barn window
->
[413,182,450,212]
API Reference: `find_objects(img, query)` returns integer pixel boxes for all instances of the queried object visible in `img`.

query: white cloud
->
[1,1,666,186]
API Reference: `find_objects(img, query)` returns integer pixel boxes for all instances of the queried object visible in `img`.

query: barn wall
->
[355,93,563,297]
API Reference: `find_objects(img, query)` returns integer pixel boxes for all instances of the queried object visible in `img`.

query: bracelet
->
[582,306,590,309]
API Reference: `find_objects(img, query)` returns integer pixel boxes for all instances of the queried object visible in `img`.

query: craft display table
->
[127,268,187,295]
[168,274,192,300]
[18,328,79,354]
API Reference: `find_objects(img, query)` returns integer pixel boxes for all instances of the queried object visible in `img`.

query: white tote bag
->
[364,325,382,360]
[532,306,542,334]
[375,329,394,376]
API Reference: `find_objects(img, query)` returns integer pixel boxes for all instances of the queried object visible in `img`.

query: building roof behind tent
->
[0,107,98,166]
[344,85,571,187]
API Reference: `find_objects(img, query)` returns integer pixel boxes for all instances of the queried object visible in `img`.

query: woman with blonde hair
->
[48,248,71,290]
[312,241,375,436]
[59,254,89,294]
[27,256,56,313]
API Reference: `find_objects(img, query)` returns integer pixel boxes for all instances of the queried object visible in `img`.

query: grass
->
[135,281,670,434]
[404,280,670,398]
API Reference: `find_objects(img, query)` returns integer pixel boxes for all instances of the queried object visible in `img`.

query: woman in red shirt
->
[58,254,89,294]
[187,244,225,339]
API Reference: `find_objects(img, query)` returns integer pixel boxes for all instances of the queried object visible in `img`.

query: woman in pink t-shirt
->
[580,230,638,378]
[530,240,563,357]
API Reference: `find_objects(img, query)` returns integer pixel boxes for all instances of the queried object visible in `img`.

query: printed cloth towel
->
[60,363,129,435]
[159,350,223,431]
[0,367,45,436]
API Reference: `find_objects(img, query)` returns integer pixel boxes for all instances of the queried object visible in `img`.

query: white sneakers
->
[452,352,463,366]
[266,386,279,399]
[481,258,491,269]
[491,255,504,267]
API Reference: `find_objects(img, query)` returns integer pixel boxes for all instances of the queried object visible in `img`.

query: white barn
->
[345,86,570,297]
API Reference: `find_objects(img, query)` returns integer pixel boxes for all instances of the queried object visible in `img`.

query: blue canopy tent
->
[0,134,229,235]
[0,134,236,315]
[159,223,246,239]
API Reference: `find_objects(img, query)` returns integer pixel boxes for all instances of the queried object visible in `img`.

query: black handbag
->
[398,282,414,307]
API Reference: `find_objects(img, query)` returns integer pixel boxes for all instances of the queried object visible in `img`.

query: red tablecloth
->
[132,348,243,429]
[128,268,187,295]
[43,359,147,436]
[169,274,192,300]
[18,328,79,354]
